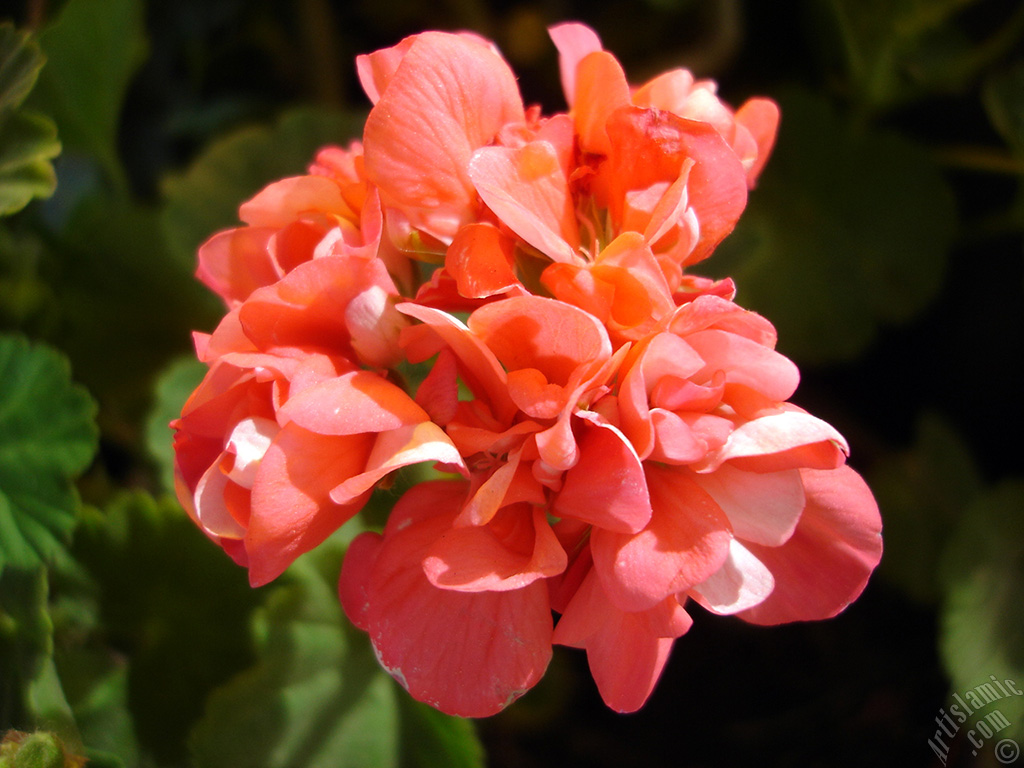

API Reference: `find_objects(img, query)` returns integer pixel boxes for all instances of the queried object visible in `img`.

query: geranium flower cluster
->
[173,23,882,717]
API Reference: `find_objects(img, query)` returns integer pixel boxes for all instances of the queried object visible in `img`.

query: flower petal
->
[700,410,850,473]
[363,32,525,241]
[690,538,774,615]
[739,466,883,624]
[591,465,732,611]
[469,142,579,263]
[278,370,428,435]
[553,567,691,713]
[690,464,804,546]
[343,481,553,717]
[424,504,567,591]
[554,417,652,534]
[548,22,603,107]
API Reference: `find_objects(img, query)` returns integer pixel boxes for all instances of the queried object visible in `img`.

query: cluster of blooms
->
[173,23,882,717]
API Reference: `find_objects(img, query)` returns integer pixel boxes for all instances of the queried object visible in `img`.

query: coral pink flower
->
[196,142,403,307]
[175,20,882,722]
[545,296,881,711]
[359,31,526,245]
[174,252,464,586]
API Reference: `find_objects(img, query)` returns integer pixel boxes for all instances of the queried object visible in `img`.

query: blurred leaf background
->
[0,0,1021,766]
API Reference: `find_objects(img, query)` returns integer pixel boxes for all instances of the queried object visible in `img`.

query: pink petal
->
[690,465,804,546]
[554,418,652,533]
[553,568,691,713]
[735,97,780,185]
[690,538,775,615]
[196,227,281,307]
[468,295,611,386]
[684,328,799,402]
[344,481,553,717]
[739,466,883,624]
[398,302,516,424]
[445,223,520,299]
[363,32,525,242]
[591,465,732,612]
[424,504,567,591]
[469,142,579,262]
[573,52,631,155]
[338,530,382,630]
[700,410,850,473]
[239,175,351,227]
[604,108,748,264]
[330,421,468,504]
[247,424,374,586]
[278,370,428,435]
[355,37,415,104]
[193,457,247,539]
[548,22,603,107]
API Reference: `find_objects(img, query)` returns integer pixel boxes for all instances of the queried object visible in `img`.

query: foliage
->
[0,0,1020,765]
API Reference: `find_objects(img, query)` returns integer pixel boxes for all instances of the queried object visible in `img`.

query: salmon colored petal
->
[398,302,516,423]
[739,466,883,625]
[424,504,566,591]
[553,568,691,713]
[344,481,552,717]
[355,36,415,104]
[247,424,374,586]
[735,97,780,185]
[239,175,351,227]
[573,52,631,155]
[193,457,247,539]
[445,223,520,299]
[554,418,651,534]
[469,142,579,262]
[468,295,611,385]
[548,22,603,107]
[238,256,403,366]
[197,227,282,307]
[604,108,748,264]
[690,538,775,615]
[668,294,778,348]
[278,370,428,435]
[685,328,799,402]
[691,465,805,546]
[330,421,468,504]
[414,347,459,425]
[648,408,707,464]
[338,530,382,630]
[456,448,523,527]
[591,466,732,612]
[631,68,696,113]
[700,410,850,473]
[363,32,525,242]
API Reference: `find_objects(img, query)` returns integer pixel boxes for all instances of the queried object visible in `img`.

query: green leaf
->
[45,194,219,427]
[30,0,146,184]
[70,491,262,766]
[0,24,45,114]
[398,697,484,768]
[0,224,57,334]
[0,25,60,217]
[939,481,1024,742]
[160,106,364,270]
[706,89,956,363]
[983,60,1024,156]
[0,568,81,751]
[190,537,401,768]
[871,414,982,603]
[0,335,97,577]
[0,111,60,216]
[145,355,207,494]
[811,0,1000,111]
